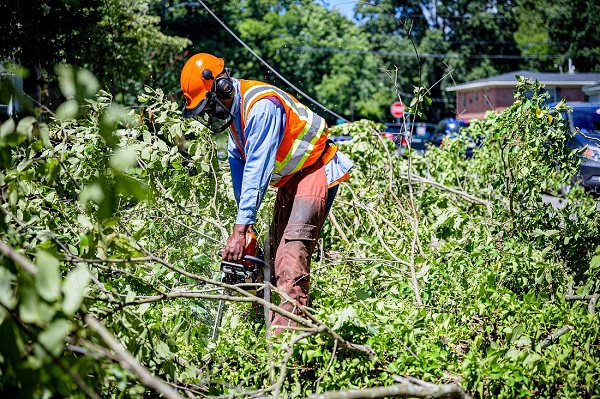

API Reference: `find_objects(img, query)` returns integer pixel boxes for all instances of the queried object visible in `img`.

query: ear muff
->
[213,68,235,99]
[214,77,234,99]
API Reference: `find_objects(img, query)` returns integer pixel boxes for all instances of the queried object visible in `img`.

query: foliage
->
[4,0,600,124]
[1,67,600,399]
[0,0,190,105]
[541,0,600,73]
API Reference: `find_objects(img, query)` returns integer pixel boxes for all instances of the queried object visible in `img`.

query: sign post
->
[390,101,405,122]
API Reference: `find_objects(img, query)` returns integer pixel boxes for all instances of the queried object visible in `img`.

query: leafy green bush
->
[1,70,598,398]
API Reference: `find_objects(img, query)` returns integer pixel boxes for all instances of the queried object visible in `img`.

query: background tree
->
[3,0,600,122]
[161,0,396,123]
[0,0,189,108]
[542,0,600,72]
[513,0,560,72]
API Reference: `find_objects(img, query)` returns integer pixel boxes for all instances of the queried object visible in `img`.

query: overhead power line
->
[194,0,349,123]
[293,46,565,60]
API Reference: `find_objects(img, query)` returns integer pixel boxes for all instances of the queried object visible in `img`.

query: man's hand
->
[222,224,253,262]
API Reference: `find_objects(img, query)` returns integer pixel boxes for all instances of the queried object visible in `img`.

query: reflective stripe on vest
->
[239,82,328,184]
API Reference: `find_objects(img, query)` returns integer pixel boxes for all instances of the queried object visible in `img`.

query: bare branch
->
[399,173,492,216]
[306,377,472,399]
[0,240,38,275]
[539,325,574,350]
[565,293,600,314]
[85,316,185,399]
[328,210,350,244]
[576,128,600,145]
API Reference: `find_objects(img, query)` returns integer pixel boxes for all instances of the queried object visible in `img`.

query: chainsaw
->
[211,231,269,340]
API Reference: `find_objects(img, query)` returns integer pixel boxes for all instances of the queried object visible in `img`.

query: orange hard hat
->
[180,53,225,118]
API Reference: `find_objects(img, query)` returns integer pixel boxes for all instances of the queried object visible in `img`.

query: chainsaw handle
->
[218,251,266,267]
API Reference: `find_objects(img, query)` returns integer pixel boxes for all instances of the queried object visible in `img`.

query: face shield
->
[193,92,233,134]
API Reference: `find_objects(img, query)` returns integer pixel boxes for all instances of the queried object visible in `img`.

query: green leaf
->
[110,147,138,172]
[0,268,16,309]
[126,290,136,303]
[523,353,542,366]
[37,122,51,147]
[16,116,37,137]
[18,275,42,324]
[271,292,281,306]
[138,303,151,315]
[355,289,369,301]
[0,118,16,138]
[156,340,170,359]
[333,305,365,330]
[62,265,91,316]
[114,173,148,201]
[510,324,524,344]
[590,255,600,270]
[35,250,61,302]
[55,100,79,121]
[38,319,71,357]
[56,64,77,98]
[76,68,99,98]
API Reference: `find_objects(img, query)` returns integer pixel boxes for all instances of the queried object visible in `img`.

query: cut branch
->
[0,240,38,275]
[85,316,185,399]
[566,294,600,314]
[306,376,472,399]
[539,325,574,350]
[399,173,492,216]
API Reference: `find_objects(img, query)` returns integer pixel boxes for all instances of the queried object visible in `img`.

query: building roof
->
[446,70,600,92]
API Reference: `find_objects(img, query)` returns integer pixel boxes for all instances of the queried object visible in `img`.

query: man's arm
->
[235,98,284,225]
[228,136,244,205]
[222,98,285,261]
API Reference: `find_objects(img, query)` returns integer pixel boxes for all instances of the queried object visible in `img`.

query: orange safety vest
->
[232,80,337,187]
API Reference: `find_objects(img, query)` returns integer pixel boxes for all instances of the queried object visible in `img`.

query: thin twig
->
[273,332,317,397]
[398,173,492,216]
[315,339,338,391]
[328,210,350,244]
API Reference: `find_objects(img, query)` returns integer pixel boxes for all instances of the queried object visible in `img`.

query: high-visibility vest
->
[233,80,336,187]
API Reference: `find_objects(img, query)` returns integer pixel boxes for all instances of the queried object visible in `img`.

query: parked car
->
[553,102,600,193]
[330,135,353,145]
[430,118,470,147]
[430,117,484,158]
[384,121,436,155]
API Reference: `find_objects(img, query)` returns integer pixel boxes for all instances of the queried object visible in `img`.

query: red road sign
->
[390,101,405,117]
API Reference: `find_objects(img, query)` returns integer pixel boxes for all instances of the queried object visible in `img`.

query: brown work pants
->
[269,158,328,335]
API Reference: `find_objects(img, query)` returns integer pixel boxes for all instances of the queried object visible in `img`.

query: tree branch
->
[306,376,472,399]
[399,173,492,216]
[0,240,38,275]
[85,316,185,399]
[566,294,600,314]
[539,324,574,350]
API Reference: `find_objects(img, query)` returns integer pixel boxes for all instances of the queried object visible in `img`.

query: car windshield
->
[572,107,600,134]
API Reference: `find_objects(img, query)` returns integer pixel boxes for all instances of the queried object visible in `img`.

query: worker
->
[180,53,353,335]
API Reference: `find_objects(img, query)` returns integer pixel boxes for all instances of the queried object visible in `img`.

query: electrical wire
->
[195,0,349,123]
[293,46,565,60]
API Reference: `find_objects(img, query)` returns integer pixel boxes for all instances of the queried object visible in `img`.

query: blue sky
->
[325,0,357,19]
